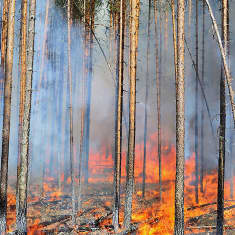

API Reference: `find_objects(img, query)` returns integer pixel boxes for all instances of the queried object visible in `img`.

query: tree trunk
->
[174,0,185,233]
[77,4,90,211]
[38,0,50,90]
[230,131,234,199]
[216,0,228,233]
[1,0,9,69]
[16,0,36,233]
[194,0,199,204]
[84,0,95,185]
[113,0,126,230]
[171,0,177,83]
[200,0,206,193]
[142,0,151,199]
[188,0,191,37]
[17,0,28,214]
[67,0,76,225]
[0,0,16,233]
[205,0,235,126]
[155,0,163,200]
[123,0,140,229]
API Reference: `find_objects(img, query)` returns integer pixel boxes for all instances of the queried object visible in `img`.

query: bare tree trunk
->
[205,0,235,126]
[159,0,163,200]
[171,0,177,82]
[1,0,9,69]
[188,0,191,37]
[0,0,16,233]
[17,0,28,214]
[123,0,140,229]
[78,5,91,211]
[16,0,36,233]
[194,0,199,204]
[84,0,95,185]
[226,0,233,202]
[174,0,185,233]
[142,0,151,199]
[230,131,234,199]
[67,0,76,225]
[18,0,28,141]
[216,0,228,233]
[113,0,126,230]
[200,0,206,193]
[38,0,50,90]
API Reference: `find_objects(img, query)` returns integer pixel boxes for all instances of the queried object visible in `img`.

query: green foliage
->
[54,0,103,21]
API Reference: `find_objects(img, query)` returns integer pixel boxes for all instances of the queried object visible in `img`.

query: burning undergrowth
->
[5,132,235,234]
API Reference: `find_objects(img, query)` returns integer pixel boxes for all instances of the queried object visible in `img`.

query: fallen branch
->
[186,225,235,230]
[187,200,235,211]
[205,0,235,127]
[187,205,235,224]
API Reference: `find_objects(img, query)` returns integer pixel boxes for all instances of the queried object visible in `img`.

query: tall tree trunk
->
[113,0,126,230]
[16,0,36,233]
[38,0,50,90]
[157,0,163,200]
[0,0,16,233]
[174,0,185,233]
[200,0,206,193]
[1,0,9,69]
[216,0,228,233]
[77,4,91,211]
[194,0,199,204]
[205,0,235,126]
[188,0,191,37]
[230,131,234,199]
[84,0,95,185]
[171,0,177,83]
[17,0,28,213]
[123,0,140,229]
[227,0,233,201]
[67,0,76,225]
[142,0,151,199]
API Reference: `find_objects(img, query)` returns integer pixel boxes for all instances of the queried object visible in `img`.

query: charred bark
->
[216,0,228,233]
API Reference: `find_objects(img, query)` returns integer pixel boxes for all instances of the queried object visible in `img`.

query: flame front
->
[6,132,235,234]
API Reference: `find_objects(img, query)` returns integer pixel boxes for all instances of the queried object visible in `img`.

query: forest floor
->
[6,181,235,234]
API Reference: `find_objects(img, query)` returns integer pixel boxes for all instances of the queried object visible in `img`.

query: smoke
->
[3,0,235,186]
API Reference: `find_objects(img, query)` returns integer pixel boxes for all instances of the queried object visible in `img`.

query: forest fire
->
[1,0,235,233]
[5,132,235,234]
